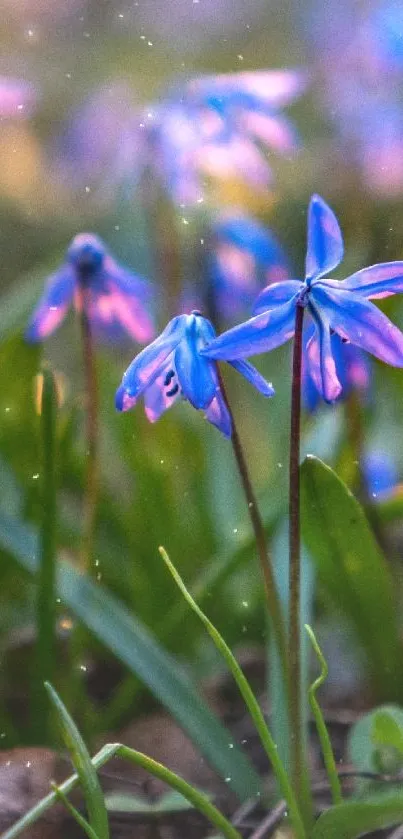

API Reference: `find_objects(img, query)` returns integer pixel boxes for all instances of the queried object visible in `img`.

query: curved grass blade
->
[159,546,306,839]
[0,511,260,801]
[46,683,109,839]
[305,624,342,806]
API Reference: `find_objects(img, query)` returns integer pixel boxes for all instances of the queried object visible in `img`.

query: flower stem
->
[78,287,98,574]
[217,369,289,691]
[289,302,305,805]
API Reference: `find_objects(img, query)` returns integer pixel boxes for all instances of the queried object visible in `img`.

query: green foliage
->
[300,455,403,700]
[312,793,403,839]
[348,705,403,777]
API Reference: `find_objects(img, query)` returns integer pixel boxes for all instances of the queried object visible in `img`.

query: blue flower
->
[115,312,274,437]
[302,326,370,411]
[202,194,403,402]
[209,210,290,320]
[363,449,399,499]
[26,233,155,344]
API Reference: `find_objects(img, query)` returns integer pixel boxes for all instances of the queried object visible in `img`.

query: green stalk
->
[305,625,342,806]
[78,288,99,575]
[32,366,58,742]
[159,546,306,839]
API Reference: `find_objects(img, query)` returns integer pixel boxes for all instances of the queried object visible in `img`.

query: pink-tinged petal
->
[311,284,403,367]
[253,280,303,314]
[121,317,185,398]
[86,282,155,343]
[198,137,272,187]
[205,393,232,438]
[201,295,298,361]
[144,367,181,422]
[242,111,298,152]
[341,262,403,299]
[305,194,344,281]
[229,359,275,396]
[216,243,256,291]
[115,385,137,412]
[307,305,342,402]
[25,267,75,342]
[189,70,306,108]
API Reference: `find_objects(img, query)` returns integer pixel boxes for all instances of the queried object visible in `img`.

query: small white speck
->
[237,54,244,61]
[242,600,248,608]
[79,664,87,672]
[26,761,31,768]
[85,186,91,193]
[147,40,153,46]
[233,527,238,534]
[200,238,204,245]
[32,473,39,480]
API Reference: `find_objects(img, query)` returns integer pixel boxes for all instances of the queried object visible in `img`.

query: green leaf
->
[300,456,403,700]
[0,510,261,802]
[52,783,101,839]
[348,705,403,777]
[46,683,109,839]
[312,792,403,839]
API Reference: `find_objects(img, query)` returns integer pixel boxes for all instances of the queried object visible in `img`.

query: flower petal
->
[115,385,137,412]
[253,280,303,314]
[205,393,232,438]
[144,365,181,422]
[311,284,403,366]
[174,338,217,409]
[189,70,306,108]
[229,359,275,396]
[341,262,403,299]
[307,305,342,402]
[201,295,298,361]
[121,317,185,398]
[85,281,155,343]
[305,194,344,282]
[25,267,75,342]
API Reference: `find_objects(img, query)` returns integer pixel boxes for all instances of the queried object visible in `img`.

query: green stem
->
[305,625,342,806]
[78,286,99,574]
[289,303,305,804]
[32,366,58,742]
[217,369,289,694]
[159,546,306,839]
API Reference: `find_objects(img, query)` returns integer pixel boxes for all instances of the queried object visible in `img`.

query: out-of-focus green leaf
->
[0,510,261,802]
[312,792,403,839]
[348,705,403,777]
[300,456,403,700]
[0,335,40,482]
[376,486,403,525]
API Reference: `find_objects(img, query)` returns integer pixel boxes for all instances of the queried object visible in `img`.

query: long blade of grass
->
[159,546,306,839]
[31,367,58,743]
[305,625,342,806]
[0,511,261,800]
[45,683,109,839]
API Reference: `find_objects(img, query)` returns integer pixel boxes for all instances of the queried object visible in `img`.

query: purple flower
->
[53,69,305,207]
[26,233,155,344]
[210,211,290,319]
[202,194,403,403]
[116,311,274,437]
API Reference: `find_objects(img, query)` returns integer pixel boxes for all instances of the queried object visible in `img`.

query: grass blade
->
[305,625,342,806]
[46,683,109,839]
[51,784,101,839]
[159,546,306,839]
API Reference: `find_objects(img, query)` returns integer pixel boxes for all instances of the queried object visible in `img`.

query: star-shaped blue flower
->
[302,326,370,411]
[26,233,155,344]
[115,312,274,437]
[202,194,403,402]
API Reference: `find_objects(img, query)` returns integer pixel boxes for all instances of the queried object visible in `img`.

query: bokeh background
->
[2,0,403,757]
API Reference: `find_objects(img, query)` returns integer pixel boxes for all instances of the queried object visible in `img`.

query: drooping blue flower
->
[209,211,291,320]
[202,194,403,402]
[115,311,274,437]
[302,325,371,411]
[26,233,155,344]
